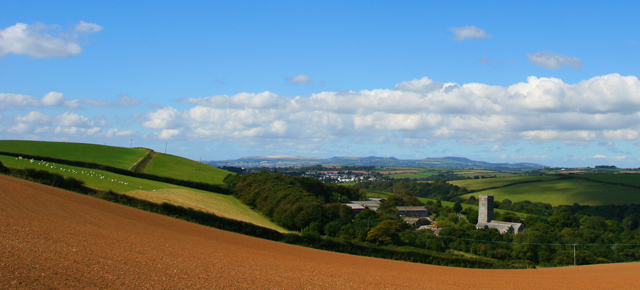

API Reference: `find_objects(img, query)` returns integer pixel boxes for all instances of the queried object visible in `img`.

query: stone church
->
[476,194,524,234]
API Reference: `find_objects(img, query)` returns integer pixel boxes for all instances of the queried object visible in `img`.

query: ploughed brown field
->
[2,174,639,289]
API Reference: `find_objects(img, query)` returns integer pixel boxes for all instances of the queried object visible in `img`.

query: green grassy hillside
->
[0,154,286,232]
[0,140,231,184]
[143,152,229,184]
[449,175,561,192]
[460,178,640,206]
[576,173,640,187]
[0,140,147,169]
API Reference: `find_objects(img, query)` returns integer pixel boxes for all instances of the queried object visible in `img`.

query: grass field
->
[0,155,171,192]
[449,175,562,192]
[0,154,286,232]
[576,173,640,187]
[384,171,440,179]
[376,167,450,179]
[125,188,288,232]
[454,170,519,178]
[376,167,519,180]
[143,152,229,184]
[461,178,640,206]
[0,140,147,169]
[0,140,232,185]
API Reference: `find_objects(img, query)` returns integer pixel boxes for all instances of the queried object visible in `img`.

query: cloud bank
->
[2,74,639,164]
[142,74,640,149]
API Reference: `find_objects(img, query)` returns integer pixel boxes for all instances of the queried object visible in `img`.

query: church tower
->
[478,194,494,224]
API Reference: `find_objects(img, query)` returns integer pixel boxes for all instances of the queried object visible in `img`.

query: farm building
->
[476,194,524,234]
[396,206,429,217]
[346,199,384,212]
[345,199,429,218]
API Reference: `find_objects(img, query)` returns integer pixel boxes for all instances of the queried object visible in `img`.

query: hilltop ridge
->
[208,155,545,170]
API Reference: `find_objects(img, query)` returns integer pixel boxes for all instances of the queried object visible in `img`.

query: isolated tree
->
[453,201,463,213]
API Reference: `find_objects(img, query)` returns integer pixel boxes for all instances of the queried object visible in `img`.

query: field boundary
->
[129,150,156,172]
[570,174,640,190]
[463,176,567,193]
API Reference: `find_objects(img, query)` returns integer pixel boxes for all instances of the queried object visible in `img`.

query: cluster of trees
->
[224,172,363,230]
[228,172,640,267]
[353,179,468,200]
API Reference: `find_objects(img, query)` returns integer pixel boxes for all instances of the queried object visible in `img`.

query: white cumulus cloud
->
[0,21,102,58]
[41,91,67,106]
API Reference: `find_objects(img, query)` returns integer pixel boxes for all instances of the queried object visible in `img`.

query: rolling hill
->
[0,140,286,232]
[0,140,230,184]
[457,175,640,206]
[208,155,545,170]
[4,174,640,290]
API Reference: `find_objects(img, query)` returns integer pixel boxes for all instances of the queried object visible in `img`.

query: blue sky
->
[2,1,640,167]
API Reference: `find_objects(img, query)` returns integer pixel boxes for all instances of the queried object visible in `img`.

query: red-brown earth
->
[2,174,639,289]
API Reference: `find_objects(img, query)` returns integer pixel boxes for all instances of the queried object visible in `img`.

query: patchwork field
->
[576,173,640,187]
[461,178,640,206]
[449,175,562,192]
[376,167,519,179]
[3,175,640,289]
[0,140,231,185]
[454,169,519,178]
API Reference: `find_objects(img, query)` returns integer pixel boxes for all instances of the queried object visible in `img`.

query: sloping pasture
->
[0,154,285,232]
[449,175,561,192]
[461,178,640,206]
[4,175,639,290]
[143,152,230,184]
[0,140,147,169]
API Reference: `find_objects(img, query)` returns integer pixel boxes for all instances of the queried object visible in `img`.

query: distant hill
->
[207,155,545,171]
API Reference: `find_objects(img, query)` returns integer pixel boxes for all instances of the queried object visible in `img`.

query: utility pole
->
[573,244,577,266]
[130,139,133,148]
[165,142,167,154]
